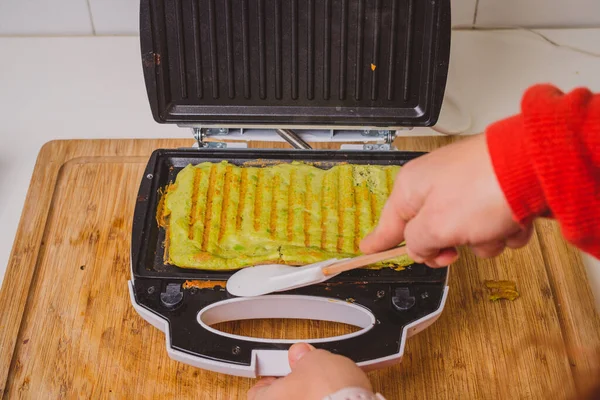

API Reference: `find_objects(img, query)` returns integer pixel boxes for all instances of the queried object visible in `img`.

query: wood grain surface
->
[0,138,599,399]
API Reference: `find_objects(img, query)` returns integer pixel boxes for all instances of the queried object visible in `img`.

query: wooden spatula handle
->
[322,246,408,276]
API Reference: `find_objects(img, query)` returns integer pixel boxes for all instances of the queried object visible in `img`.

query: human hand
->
[360,134,532,267]
[247,343,372,400]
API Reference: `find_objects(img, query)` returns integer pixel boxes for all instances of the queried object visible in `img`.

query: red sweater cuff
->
[486,115,548,224]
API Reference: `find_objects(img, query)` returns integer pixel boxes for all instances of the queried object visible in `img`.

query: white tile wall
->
[0,0,598,36]
[476,0,600,28]
[89,0,139,35]
[91,0,478,35]
[452,0,478,26]
[0,0,93,36]
[89,0,479,34]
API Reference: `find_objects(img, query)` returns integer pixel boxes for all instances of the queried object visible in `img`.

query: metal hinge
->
[192,127,227,149]
[339,143,396,151]
[205,128,230,135]
[190,126,401,150]
[363,143,393,151]
[361,130,394,144]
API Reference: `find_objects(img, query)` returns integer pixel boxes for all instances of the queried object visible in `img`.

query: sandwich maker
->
[130,0,451,378]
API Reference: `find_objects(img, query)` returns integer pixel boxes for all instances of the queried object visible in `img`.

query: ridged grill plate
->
[140,0,451,127]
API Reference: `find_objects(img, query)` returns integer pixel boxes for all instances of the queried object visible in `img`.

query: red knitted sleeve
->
[486,84,600,258]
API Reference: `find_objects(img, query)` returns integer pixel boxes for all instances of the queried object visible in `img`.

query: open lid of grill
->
[140,0,451,128]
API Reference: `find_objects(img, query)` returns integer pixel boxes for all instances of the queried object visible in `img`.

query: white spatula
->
[226,246,408,297]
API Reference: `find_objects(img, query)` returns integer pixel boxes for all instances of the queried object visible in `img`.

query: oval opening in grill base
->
[197,295,375,344]
[212,318,360,340]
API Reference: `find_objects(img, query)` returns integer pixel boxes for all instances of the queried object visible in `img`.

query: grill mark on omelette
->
[320,172,327,250]
[308,170,321,248]
[386,167,394,196]
[338,165,355,254]
[241,168,258,235]
[270,174,280,239]
[304,172,311,247]
[218,165,232,242]
[188,168,202,240]
[201,164,216,251]
[274,169,290,242]
[372,169,387,225]
[254,169,263,231]
[236,168,248,231]
[337,167,344,252]
[321,167,338,251]
[287,169,295,242]
[261,169,273,237]
[353,174,360,252]
[354,168,371,246]
[207,164,227,253]
[222,167,241,242]
[369,190,377,229]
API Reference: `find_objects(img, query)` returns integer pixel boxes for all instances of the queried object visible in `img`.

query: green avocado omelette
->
[159,161,412,270]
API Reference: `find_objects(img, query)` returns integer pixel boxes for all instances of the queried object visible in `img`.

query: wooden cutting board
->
[1,138,599,399]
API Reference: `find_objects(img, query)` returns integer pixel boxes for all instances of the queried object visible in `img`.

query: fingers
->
[247,377,278,400]
[292,349,373,393]
[247,342,315,400]
[470,241,506,258]
[248,343,315,400]
[468,226,533,259]
[424,247,459,268]
[288,343,315,369]
[506,225,533,249]
[403,206,529,264]
[250,346,372,400]
[403,208,454,263]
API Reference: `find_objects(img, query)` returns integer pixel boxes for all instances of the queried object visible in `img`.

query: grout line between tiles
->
[85,0,97,35]
[472,0,480,26]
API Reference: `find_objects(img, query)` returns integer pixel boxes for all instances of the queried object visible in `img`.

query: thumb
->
[360,166,426,254]
[247,378,277,400]
[360,204,406,254]
[359,189,411,254]
[288,343,315,370]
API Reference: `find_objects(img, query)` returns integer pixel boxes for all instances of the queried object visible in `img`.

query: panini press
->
[130,0,451,377]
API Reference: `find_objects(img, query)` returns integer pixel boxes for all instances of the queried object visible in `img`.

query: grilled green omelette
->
[159,161,412,270]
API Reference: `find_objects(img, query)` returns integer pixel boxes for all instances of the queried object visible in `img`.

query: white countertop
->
[1,29,599,305]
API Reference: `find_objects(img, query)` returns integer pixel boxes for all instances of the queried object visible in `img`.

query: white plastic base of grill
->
[128,281,449,378]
